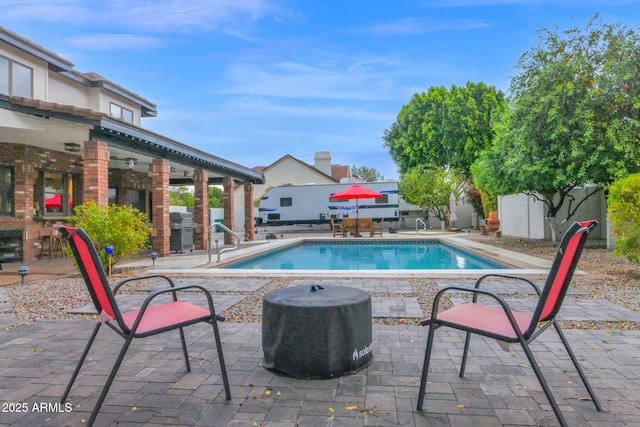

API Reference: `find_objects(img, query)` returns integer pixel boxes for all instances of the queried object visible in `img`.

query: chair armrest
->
[474,274,542,301]
[113,274,176,295]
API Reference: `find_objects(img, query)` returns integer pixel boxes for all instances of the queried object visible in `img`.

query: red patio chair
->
[417,220,602,427]
[59,226,231,426]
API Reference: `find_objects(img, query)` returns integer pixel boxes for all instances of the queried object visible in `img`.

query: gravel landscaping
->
[4,233,639,331]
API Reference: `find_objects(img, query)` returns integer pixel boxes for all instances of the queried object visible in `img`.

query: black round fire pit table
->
[262,285,373,379]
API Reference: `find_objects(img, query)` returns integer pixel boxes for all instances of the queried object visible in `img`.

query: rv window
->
[280,197,292,207]
[329,193,341,203]
[375,194,389,204]
[267,213,281,220]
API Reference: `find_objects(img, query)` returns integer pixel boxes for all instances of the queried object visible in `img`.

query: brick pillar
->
[193,169,209,251]
[244,183,255,241]
[150,159,170,256]
[222,177,235,245]
[82,140,110,207]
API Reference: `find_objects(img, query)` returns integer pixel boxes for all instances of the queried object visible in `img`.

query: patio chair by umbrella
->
[331,185,383,236]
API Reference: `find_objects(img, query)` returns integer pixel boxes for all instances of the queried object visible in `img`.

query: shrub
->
[66,201,151,269]
[608,174,640,265]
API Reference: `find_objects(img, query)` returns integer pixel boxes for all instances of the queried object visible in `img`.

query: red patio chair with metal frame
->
[59,226,231,426]
[417,220,602,427]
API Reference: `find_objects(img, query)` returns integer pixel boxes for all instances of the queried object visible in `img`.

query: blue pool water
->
[229,241,507,270]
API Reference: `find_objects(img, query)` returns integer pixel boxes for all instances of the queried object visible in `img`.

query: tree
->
[399,165,461,224]
[351,165,383,182]
[608,174,640,265]
[383,82,506,178]
[473,15,640,240]
[208,186,224,208]
[169,186,194,207]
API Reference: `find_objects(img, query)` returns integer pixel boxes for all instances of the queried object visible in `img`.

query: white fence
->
[498,186,607,241]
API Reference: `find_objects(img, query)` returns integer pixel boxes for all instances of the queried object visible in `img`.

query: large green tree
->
[383,82,506,178]
[399,165,461,224]
[474,15,640,240]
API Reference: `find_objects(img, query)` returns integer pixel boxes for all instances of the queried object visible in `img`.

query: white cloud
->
[363,18,492,35]
[67,34,166,50]
[1,0,289,33]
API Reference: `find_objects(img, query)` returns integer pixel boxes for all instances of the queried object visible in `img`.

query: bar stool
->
[39,228,65,259]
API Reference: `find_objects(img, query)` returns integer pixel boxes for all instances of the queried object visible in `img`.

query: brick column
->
[244,183,255,241]
[82,140,110,207]
[222,177,235,245]
[193,169,209,250]
[150,159,170,256]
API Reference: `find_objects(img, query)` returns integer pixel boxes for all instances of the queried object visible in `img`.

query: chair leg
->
[86,335,134,427]
[61,323,102,403]
[459,332,472,377]
[417,324,437,411]
[179,327,191,372]
[553,322,602,411]
[211,321,231,400]
[519,338,569,427]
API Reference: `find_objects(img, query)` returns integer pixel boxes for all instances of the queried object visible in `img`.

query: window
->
[126,189,146,213]
[375,194,389,204]
[35,171,79,217]
[0,56,33,97]
[110,102,134,123]
[0,166,14,216]
[280,197,292,207]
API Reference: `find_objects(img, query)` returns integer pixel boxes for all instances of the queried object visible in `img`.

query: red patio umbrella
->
[331,185,383,236]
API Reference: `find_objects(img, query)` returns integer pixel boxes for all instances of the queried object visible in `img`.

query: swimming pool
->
[228,241,507,270]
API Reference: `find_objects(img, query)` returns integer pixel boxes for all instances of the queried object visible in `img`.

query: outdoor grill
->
[169,212,194,253]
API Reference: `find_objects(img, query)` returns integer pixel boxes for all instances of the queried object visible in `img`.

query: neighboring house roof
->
[255,154,339,183]
[331,164,350,181]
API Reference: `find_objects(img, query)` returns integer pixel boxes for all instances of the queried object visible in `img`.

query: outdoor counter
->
[262,285,373,379]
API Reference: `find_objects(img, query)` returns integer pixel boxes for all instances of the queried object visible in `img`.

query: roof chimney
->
[314,151,332,176]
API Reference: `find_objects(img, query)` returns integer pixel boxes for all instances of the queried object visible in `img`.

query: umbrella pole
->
[356,200,359,237]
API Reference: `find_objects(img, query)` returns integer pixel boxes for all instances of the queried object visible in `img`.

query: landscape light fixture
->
[150,251,158,266]
[18,266,29,285]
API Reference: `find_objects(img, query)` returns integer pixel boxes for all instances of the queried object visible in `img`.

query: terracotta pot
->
[485,210,500,232]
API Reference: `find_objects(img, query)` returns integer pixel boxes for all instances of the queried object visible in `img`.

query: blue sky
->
[4,0,640,180]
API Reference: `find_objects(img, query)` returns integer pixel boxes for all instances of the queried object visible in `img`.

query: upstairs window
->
[0,56,33,98]
[0,166,14,216]
[110,102,134,123]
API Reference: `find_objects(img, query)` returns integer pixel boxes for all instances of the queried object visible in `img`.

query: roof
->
[256,154,339,183]
[0,94,264,184]
[0,26,157,117]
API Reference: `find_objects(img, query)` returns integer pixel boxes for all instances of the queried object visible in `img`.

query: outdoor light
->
[18,266,29,285]
[214,239,219,254]
[124,158,137,169]
[150,251,158,266]
[63,142,81,152]
[105,245,114,277]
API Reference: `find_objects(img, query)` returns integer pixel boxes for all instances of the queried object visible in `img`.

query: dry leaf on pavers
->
[345,405,358,410]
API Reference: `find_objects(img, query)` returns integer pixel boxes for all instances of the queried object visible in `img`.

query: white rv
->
[257,182,400,226]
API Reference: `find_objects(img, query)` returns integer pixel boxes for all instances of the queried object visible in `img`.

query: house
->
[0,26,263,262]
[232,151,351,234]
